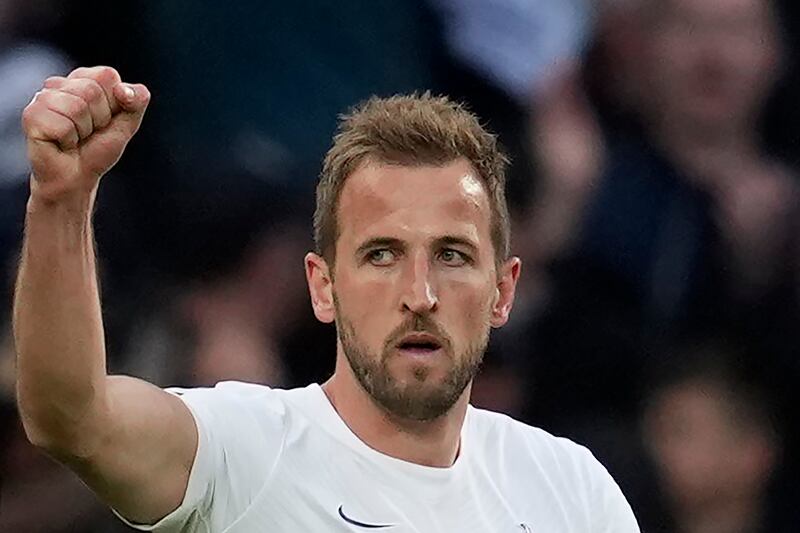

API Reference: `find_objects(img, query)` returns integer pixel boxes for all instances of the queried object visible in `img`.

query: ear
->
[305,252,336,323]
[490,257,521,328]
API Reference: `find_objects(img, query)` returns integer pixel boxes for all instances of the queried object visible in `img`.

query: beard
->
[335,300,489,422]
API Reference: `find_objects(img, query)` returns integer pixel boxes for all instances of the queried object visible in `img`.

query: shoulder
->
[168,380,309,412]
[166,381,321,445]
[119,383,320,532]
[469,407,590,456]
[169,383,319,493]
[468,407,640,531]
[468,407,613,485]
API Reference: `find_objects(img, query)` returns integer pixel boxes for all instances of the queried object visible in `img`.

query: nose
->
[400,251,438,315]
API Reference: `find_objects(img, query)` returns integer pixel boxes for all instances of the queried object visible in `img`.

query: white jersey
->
[115,382,640,532]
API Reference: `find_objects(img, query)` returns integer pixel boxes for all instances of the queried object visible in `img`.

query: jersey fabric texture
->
[115,382,640,532]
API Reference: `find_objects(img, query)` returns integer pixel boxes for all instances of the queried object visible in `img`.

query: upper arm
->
[58,375,199,526]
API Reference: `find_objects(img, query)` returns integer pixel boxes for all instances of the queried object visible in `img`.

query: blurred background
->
[1,0,800,531]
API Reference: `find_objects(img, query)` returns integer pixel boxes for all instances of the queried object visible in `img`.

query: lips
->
[395,333,443,353]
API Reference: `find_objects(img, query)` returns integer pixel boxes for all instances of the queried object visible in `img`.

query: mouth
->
[395,333,443,355]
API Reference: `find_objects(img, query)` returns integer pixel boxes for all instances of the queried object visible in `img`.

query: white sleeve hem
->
[110,388,211,532]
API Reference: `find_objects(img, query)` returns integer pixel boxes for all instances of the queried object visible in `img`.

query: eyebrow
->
[434,235,479,254]
[355,237,406,257]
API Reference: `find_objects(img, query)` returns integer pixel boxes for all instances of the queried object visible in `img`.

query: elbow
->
[17,402,70,454]
[17,393,108,463]
[19,415,64,453]
[21,413,106,464]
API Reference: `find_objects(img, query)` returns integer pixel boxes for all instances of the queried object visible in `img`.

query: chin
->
[389,356,451,384]
[370,363,470,422]
[394,370,449,391]
[380,382,465,422]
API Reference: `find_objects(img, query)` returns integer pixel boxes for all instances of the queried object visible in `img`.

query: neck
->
[322,355,469,468]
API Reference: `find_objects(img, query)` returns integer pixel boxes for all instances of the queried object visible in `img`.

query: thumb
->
[110,82,151,137]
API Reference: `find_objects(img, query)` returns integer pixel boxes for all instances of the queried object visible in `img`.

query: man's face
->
[643,0,780,130]
[319,159,516,421]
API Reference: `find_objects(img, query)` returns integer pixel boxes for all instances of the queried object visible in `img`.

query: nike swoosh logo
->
[338,505,395,529]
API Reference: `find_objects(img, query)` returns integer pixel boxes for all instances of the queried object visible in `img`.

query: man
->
[14,66,639,532]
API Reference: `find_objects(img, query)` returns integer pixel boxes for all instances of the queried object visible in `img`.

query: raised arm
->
[14,66,197,525]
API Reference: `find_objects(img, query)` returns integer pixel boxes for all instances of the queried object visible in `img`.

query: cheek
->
[335,276,398,344]
[441,278,494,326]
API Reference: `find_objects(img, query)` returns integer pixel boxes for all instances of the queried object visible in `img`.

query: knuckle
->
[62,79,99,104]
[67,66,88,79]
[22,98,39,115]
[97,66,121,84]
[68,65,121,86]
[43,76,66,89]
[53,120,71,138]
[39,89,64,109]
[21,104,37,129]
[82,80,105,102]
[66,94,89,118]
[35,88,54,103]
[31,89,43,101]
[55,121,78,144]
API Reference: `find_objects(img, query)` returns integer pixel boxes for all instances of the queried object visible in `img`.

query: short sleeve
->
[113,381,288,533]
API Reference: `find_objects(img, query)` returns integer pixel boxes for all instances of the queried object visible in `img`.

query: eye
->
[438,249,469,266]
[367,249,396,266]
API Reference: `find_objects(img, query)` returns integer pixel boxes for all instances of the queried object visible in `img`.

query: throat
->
[322,372,469,468]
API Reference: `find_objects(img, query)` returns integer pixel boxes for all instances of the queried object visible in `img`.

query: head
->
[642,342,779,515]
[306,94,520,421]
[636,0,783,133]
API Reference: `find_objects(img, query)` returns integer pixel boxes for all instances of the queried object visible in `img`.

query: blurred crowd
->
[2,0,800,531]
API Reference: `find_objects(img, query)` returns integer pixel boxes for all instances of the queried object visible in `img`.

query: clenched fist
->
[21,66,150,204]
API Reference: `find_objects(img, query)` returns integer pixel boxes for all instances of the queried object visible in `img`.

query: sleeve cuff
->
[111,388,211,532]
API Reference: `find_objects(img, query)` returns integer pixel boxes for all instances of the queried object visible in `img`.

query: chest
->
[224,447,586,533]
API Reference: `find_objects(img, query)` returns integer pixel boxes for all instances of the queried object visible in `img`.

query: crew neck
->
[284,383,472,480]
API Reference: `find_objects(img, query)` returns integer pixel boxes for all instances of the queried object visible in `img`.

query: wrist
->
[27,185,97,220]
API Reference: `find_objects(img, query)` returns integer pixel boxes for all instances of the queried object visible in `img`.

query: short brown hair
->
[314,93,511,265]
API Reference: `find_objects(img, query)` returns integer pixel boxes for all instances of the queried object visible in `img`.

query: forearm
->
[13,191,109,451]
[9,69,196,522]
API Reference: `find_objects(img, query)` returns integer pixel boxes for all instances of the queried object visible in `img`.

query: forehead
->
[336,158,491,247]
